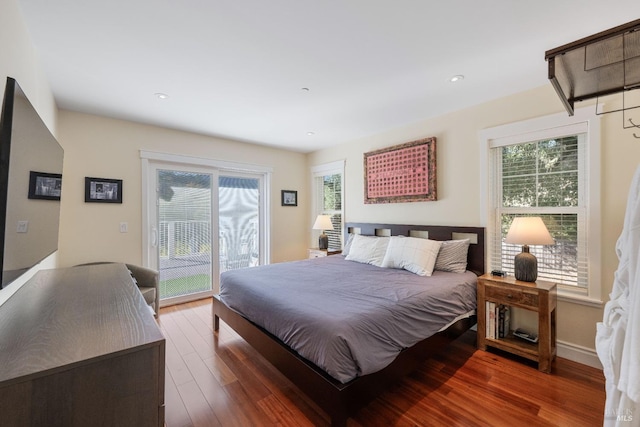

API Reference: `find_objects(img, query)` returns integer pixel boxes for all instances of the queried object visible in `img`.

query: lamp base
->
[514,246,538,282]
[318,233,328,250]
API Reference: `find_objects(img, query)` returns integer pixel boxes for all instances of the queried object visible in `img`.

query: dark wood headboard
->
[344,222,486,276]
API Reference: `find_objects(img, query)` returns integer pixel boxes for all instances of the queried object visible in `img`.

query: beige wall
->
[57,111,309,269]
[0,0,59,304]
[308,83,639,356]
[0,0,57,135]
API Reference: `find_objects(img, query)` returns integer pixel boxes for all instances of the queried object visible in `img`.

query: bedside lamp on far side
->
[313,215,334,250]
[505,217,554,282]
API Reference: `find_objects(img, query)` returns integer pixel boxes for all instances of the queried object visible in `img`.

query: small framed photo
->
[85,177,122,203]
[28,171,62,201]
[281,190,297,206]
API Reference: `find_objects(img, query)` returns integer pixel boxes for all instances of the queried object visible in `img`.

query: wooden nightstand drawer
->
[308,249,326,259]
[484,285,539,308]
[308,248,342,259]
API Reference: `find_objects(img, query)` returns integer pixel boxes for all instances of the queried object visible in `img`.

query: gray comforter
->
[219,255,477,383]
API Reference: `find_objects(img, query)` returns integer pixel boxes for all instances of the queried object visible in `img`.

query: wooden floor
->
[159,298,605,427]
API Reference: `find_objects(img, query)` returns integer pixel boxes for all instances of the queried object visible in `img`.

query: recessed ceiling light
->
[301,87,310,92]
[154,92,169,99]
[307,131,315,136]
[449,75,464,83]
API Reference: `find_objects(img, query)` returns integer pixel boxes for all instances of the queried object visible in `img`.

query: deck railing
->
[158,220,258,299]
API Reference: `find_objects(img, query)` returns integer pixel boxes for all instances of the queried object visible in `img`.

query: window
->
[312,161,345,249]
[480,108,601,303]
[495,136,584,286]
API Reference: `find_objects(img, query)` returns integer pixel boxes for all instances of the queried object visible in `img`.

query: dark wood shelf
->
[545,19,640,116]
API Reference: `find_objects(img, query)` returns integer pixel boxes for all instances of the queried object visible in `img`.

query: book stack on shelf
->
[485,302,511,339]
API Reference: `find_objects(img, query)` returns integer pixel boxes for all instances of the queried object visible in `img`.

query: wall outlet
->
[17,220,28,233]
[119,222,128,233]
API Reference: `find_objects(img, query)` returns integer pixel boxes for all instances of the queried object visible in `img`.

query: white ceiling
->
[15,0,640,153]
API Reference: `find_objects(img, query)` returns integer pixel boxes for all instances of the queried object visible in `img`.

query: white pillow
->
[344,234,390,267]
[342,233,355,257]
[381,236,442,276]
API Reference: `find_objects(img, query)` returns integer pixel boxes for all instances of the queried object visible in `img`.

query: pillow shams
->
[434,239,470,273]
[381,236,442,276]
[344,234,390,267]
[342,233,355,257]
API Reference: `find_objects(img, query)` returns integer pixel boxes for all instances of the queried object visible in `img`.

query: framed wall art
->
[364,137,436,204]
[85,177,123,203]
[281,190,298,206]
[28,171,62,201]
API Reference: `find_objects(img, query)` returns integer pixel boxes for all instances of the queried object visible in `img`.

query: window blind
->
[490,134,588,288]
[314,172,343,249]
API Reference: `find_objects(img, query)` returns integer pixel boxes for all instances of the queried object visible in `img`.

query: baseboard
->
[469,323,601,370]
[557,339,603,370]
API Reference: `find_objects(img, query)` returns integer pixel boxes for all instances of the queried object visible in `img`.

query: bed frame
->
[212,223,485,426]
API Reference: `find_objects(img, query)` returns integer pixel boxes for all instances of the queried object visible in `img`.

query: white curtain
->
[596,165,640,426]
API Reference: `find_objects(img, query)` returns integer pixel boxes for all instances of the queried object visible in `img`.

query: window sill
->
[557,288,603,308]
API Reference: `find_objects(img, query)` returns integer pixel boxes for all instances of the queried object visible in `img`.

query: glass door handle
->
[151,226,158,247]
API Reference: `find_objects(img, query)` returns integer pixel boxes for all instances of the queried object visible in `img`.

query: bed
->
[212,222,485,426]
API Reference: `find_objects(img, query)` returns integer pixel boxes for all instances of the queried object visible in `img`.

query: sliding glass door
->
[157,168,214,302]
[219,174,260,273]
[142,155,268,306]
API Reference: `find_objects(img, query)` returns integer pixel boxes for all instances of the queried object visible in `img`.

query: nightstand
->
[477,274,557,373]
[308,248,342,259]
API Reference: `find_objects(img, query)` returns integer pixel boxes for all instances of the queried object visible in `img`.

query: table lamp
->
[313,215,334,250]
[504,217,554,282]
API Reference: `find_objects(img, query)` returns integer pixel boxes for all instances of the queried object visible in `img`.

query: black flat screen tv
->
[0,77,64,288]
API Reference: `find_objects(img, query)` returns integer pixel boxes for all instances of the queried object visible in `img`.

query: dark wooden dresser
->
[0,263,165,426]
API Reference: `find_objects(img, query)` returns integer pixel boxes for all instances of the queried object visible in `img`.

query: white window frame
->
[479,107,602,306]
[311,160,345,249]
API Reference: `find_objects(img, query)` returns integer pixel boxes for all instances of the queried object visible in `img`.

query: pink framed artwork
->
[364,137,436,204]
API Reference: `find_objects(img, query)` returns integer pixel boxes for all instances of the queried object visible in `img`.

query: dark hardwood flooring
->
[159,298,605,427]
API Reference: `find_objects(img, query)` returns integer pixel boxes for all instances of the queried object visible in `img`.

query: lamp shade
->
[312,215,334,231]
[505,217,554,246]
